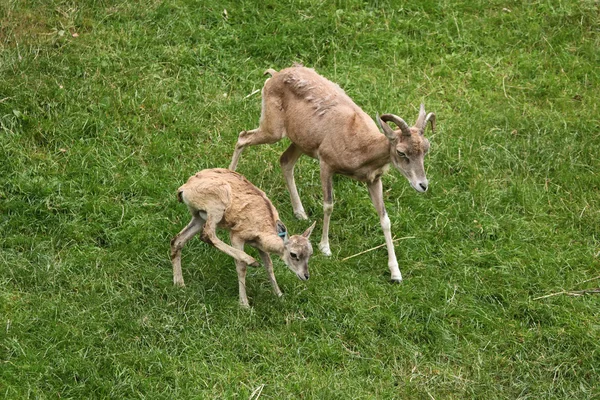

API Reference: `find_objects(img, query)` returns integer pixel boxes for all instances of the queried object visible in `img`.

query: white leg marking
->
[319,202,333,256]
[382,214,402,282]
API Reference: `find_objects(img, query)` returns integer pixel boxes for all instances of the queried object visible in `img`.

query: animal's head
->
[376,104,435,193]
[279,221,316,281]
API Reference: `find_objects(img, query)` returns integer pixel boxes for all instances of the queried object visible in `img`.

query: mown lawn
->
[1,0,599,398]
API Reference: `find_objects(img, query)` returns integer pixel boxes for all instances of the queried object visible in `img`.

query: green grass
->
[1,0,599,398]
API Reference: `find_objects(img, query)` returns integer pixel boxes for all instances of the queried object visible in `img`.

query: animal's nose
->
[304,273,310,280]
[419,182,428,191]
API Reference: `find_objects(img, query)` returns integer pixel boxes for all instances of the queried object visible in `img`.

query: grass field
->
[1,0,599,398]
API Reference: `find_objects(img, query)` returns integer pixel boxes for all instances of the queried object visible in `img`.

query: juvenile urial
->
[171,168,316,307]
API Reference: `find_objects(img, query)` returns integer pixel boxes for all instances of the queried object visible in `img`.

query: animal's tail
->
[264,68,278,77]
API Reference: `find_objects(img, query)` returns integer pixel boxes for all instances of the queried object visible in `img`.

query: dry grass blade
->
[249,384,265,400]
[533,274,600,300]
[565,288,600,296]
[341,236,415,262]
[574,274,600,287]
[533,287,600,301]
[244,89,261,99]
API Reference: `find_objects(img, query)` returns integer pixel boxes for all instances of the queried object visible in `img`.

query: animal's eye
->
[290,252,298,260]
[397,151,407,158]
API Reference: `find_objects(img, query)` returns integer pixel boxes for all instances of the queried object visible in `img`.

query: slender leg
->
[229,93,287,170]
[229,127,282,171]
[170,216,205,287]
[230,234,250,308]
[319,163,334,256]
[367,179,402,282]
[280,143,307,220]
[258,249,283,297]
[229,129,255,171]
[203,215,260,267]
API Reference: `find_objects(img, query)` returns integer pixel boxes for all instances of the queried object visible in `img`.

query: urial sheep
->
[171,168,316,307]
[229,66,435,282]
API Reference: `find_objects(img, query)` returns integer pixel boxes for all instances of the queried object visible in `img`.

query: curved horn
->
[415,104,436,135]
[379,114,411,137]
[422,112,436,135]
[376,114,396,140]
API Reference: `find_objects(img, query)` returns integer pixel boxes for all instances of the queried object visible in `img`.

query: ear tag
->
[276,220,288,240]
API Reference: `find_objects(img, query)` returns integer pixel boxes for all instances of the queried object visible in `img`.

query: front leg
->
[280,144,308,220]
[367,179,402,282]
[258,250,283,297]
[319,163,334,256]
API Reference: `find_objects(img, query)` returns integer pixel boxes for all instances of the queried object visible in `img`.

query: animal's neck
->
[258,233,285,256]
[369,135,393,167]
[347,135,392,182]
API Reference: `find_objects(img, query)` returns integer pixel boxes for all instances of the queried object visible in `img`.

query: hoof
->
[174,280,185,287]
[319,243,332,257]
[390,276,403,283]
[244,256,259,267]
[294,210,308,220]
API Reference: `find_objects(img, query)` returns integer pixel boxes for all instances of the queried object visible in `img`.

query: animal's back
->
[277,67,352,112]
[265,66,381,161]
[179,169,279,232]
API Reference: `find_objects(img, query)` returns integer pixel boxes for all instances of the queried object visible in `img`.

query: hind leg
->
[229,127,283,170]
[230,234,251,308]
[202,210,260,267]
[171,216,205,287]
[229,96,286,170]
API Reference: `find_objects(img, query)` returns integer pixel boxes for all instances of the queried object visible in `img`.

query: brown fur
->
[179,169,280,240]
[229,66,435,282]
[170,168,316,307]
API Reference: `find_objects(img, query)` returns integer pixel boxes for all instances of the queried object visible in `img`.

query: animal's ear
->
[276,220,289,243]
[302,221,317,239]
